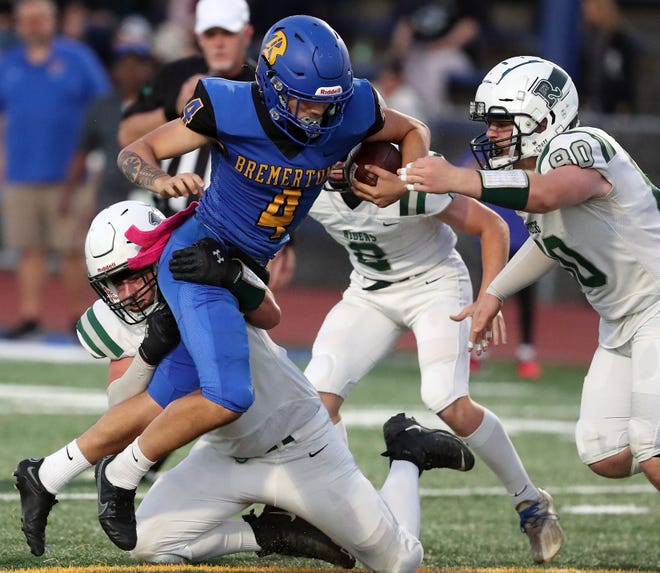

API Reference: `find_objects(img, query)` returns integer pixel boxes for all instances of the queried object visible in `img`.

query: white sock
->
[39,440,91,494]
[379,460,420,537]
[463,408,540,507]
[334,418,349,446]
[105,437,155,490]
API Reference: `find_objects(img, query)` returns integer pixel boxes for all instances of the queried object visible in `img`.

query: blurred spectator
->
[579,0,638,114]
[0,0,111,338]
[67,41,158,214]
[118,0,255,215]
[150,20,196,63]
[165,0,196,31]
[60,0,117,67]
[114,13,152,47]
[391,0,489,119]
[373,57,427,122]
[0,0,17,54]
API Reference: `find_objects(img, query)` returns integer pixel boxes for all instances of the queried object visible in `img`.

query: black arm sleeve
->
[363,85,386,140]
[182,80,218,139]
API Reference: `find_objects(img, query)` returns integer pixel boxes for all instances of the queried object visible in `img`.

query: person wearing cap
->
[118,0,255,211]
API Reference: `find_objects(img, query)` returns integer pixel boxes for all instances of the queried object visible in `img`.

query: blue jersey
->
[182,79,383,262]
[0,38,110,183]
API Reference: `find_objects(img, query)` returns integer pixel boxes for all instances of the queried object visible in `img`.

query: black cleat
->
[95,455,137,550]
[381,412,475,474]
[13,458,58,556]
[243,505,355,569]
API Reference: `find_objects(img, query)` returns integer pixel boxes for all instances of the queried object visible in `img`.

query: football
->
[347,141,402,186]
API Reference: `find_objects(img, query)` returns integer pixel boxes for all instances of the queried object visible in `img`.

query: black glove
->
[138,304,181,366]
[323,161,351,193]
[169,238,268,312]
[169,238,242,287]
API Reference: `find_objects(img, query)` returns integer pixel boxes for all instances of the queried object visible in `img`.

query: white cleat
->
[516,488,564,564]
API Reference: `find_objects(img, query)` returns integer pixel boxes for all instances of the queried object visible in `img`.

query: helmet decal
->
[531,67,569,109]
[263,30,287,65]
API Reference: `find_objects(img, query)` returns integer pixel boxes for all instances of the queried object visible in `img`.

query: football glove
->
[323,161,351,193]
[169,238,267,311]
[138,303,181,366]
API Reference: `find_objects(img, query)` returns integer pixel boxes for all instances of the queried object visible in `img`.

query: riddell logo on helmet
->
[316,86,342,96]
[97,263,117,272]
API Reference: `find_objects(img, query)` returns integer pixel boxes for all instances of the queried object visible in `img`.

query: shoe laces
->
[518,497,557,532]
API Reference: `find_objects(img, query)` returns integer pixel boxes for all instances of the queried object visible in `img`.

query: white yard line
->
[0,383,575,435]
[0,340,99,363]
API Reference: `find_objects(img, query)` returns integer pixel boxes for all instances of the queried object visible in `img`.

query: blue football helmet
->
[256,15,354,146]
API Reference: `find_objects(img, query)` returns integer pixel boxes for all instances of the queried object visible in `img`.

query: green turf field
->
[0,352,657,573]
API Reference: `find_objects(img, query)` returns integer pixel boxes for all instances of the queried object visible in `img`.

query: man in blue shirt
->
[0,0,110,338]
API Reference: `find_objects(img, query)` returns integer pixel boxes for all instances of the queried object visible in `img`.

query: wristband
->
[478,170,529,210]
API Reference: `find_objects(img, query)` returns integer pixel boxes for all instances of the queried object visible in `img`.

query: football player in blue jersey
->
[101,15,430,548]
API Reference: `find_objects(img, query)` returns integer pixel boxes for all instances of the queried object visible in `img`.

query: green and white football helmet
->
[469,56,579,169]
[85,201,165,324]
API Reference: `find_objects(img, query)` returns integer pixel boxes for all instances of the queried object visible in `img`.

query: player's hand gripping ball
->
[347,141,402,186]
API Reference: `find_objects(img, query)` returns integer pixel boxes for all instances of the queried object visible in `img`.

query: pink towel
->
[126,202,198,270]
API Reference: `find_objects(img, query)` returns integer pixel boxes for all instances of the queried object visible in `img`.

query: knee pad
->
[388,534,424,573]
[132,523,190,563]
[304,353,335,391]
[352,513,423,573]
[575,418,629,465]
[304,353,356,397]
[420,361,467,413]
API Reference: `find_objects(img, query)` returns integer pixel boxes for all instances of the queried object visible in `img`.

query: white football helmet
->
[469,56,579,169]
[85,200,165,324]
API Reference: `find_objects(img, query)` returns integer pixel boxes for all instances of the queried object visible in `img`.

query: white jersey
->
[524,126,660,347]
[309,189,455,283]
[305,188,473,413]
[76,300,322,459]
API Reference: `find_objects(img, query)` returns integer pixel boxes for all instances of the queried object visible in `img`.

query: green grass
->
[0,355,658,572]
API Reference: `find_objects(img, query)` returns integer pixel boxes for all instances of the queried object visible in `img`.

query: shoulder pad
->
[537,128,616,175]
